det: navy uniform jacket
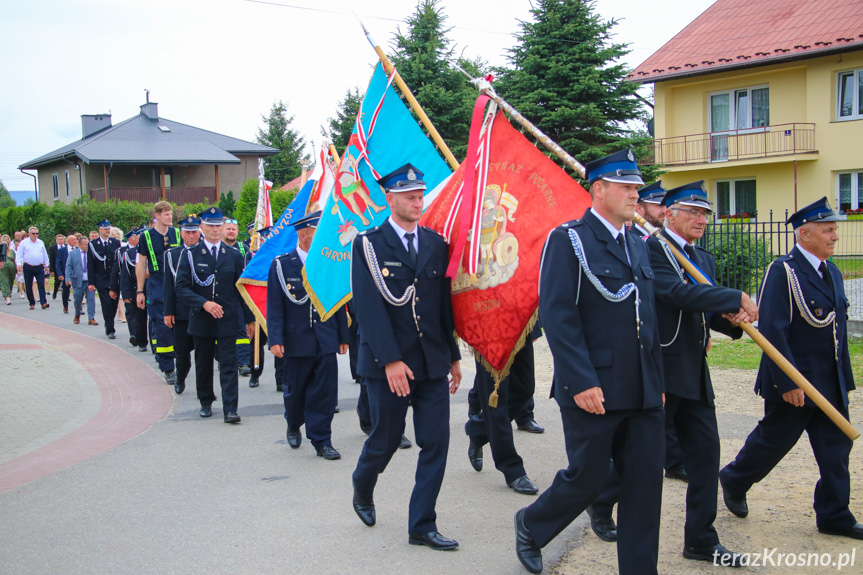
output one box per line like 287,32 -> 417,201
88,236 -> 121,289
174,242 -> 254,338
539,210 -> 664,411
647,231 -> 743,402
137,227 -> 181,281
109,245 -> 130,295
117,246 -> 137,300
755,246 -> 854,408
266,250 -> 349,357
351,221 -> 460,381
163,245 -> 193,321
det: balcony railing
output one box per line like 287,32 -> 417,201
649,123 -> 816,166
89,186 -> 218,205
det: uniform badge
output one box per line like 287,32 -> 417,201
627,150 -> 635,162
407,169 -> 416,181
815,308 -> 824,317
382,268 -> 390,277
286,283 -> 291,289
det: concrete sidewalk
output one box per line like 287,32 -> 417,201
0,298 -> 579,574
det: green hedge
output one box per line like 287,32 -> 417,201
0,187 -> 276,241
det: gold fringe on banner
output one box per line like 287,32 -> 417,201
468,308 -> 539,408
302,266 -> 352,322
236,278 -> 269,335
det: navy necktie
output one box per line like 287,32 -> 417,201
405,233 -> 418,268
819,262 -> 834,293
211,246 -> 217,261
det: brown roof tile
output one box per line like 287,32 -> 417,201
629,0 -> 863,82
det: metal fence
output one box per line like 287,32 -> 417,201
697,211 -> 863,317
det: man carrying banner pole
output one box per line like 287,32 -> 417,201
350,164 -> 462,550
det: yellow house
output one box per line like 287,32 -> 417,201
629,0 -> 863,251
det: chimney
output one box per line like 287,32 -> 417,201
81,114 -> 112,139
140,101 -> 159,120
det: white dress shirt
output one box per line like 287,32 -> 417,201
387,216 -> 419,254
296,246 -> 309,265
203,240 -> 221,261
796,244 -> 827,279
15,237 -> 49,267
590,208 -> 629,264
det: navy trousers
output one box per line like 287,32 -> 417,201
352,375 -> 450,535
523,406 -> 664,575
96,287 -> 117,336
194,335 -> 239,414
282,353 -> 338,450
145,276 -> 174,373
173,319 -> 194,386
720,399 -> 855,530
22,264 -> 47,306
126,299 -> 148,347
465,341 -> 535,483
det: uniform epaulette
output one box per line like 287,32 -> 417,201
558,219 -> 581,229
421,225 -> 443,237
359,226 -> 382,237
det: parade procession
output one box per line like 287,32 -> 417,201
2,1 -> 863,574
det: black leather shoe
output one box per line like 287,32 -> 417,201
164,370 -> 177,386
665,467 -> 689,482
199,405 -> 212,418
316,445 -> 341,460
517,420 -> 545,434
352,481 -> 375,527
224,412 -> 241,424
238,365 -> 251,377
138,345 -> 148,353
399,434 -> 412,449
129,336 -> 137,346
174,381 -> 185,395
508,475 -> 539,495
514,508 -> 543,573
468,439 -> 483,472
276,382 -> 284,392
719,474 -> 748,518
359,420 -> 372,435
107,332 -> 116,340
683,543 -> 743,567
408,531 -> 459,550
586,506 -> 617,542
249,376 -> 259,388
287,429 -> 302,449
818,522 -> 863,540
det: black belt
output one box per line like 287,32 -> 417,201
23,263 -> 45,268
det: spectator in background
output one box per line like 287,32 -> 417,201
48,233 -> 70,313
110,227 -> 126,323
88,231 -> 98,241
13,236 -> 25,298
0,234 -> 13,304
15,226 -> 50,310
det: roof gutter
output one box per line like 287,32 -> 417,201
628,43 -> 863,85
19,169 -> 38,203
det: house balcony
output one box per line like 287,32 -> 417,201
89,186 -> 218,205
647,123 -> 817,167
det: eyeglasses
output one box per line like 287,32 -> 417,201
30,231 -> 39,235
225,219 -> 238,225
672,208 -> 712,219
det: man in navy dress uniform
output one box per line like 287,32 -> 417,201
647,181 -> 755,565
163,216 -> 201,395
720,197 -> 861,540
110,228 -> 147,349
350,163 -> 462,551
222,217 -> 253,378
248,225 -> 283,390
513,149 -> 665,575
175,207 -> 255,423
267,211 -> 349,459
88,219 -> 121,339
137,201 -> 181,384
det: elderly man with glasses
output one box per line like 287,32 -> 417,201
15,227 -> 50,310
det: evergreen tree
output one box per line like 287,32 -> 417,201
0,180 -> 15,209
390,0 -> 488,161
496,0 -> 657,180
327,87 -> 362,152
256,101 -> 306,187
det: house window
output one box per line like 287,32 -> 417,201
837,171 -> 863,213
65,170 -> 71,198
709,86 -> 769,161
716,179 -> 757,218
837,69 -> 863,120
52,174 -> 59,199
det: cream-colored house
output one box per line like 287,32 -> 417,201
629,0 -> 863,231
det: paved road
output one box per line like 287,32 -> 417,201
0,295 -> 579,574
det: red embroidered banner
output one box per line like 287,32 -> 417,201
421,110 -> 591,379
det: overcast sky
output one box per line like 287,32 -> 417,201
0,0 -> 716,193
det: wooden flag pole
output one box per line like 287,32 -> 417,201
634,214 -> 859,441
359,22 -> 460,170
254,320 -> 260,370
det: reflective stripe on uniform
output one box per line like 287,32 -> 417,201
236,338 -> 250,345
156,346 -> 174,353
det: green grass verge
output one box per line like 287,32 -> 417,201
708,335 -> 863,383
